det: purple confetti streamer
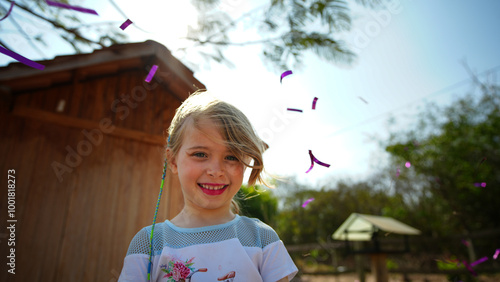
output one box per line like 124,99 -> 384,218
120,19 -> 133,30
473,182 -> 487,188
396,167 -> 400,178
287,108 -> 303,112
302,198 -> 315,208
493,249 -> 500,259
280,70 -> 292,83
306,150 -> 331,173
312,97 -> 318,109
0,1 -> 15,22
145,65 -> 158,83
46,0 -> 98,15
462,261 -> 477,276
0,45 -> 45,70
470,256 -> 488,267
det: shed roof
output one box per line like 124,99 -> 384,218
332,213 -> 421,241
0,40 -> 204,100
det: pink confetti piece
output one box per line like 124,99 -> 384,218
462,261 -> 477,276
46,0 -> 98,15
473,182 -> 487,188
280,70 -> 292,83
396,167 -> 400,178
493,249 -> 499,259
306,150 -> 331,173
312,97 -> 318,109
145,65 -> 158,83
0,45 -> 45,70
0,1 -> 15,22
120,19 -> 133,30
287,108 -> 303,112
358,96 -> 368,104
405,161 -> 411,168
470,256 -> 488,267
302,198 -> 315,208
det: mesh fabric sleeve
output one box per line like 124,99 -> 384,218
256,222 -> 298,282
118,227 -> 151,282
260,240 -> 298,282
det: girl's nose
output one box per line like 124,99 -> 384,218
207,159 -> 224,177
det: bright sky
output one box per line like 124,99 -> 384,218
1,0 -> 499,187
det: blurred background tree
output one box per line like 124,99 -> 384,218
0,0 -> 383,71
383,74 -> 500,262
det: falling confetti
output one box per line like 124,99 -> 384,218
0,45 -> 45,70
145,65 -> 158,83
461,239 -> 470,247
280,70 -> 292,83
0,1 -> 15,22
462,261 -> 477,276
287,108 -> 303,112
302,198 -> 315,208
470,256 -> 488,267
396,167 -> 400,178
312,97 -> 318,109
405,161 -> 411,168
46,0 -> 98,15
120,19 -> 133,30
493,249 -> 500,259
473,182 -> 487,188
358,96 -> 368,104
306,150 -> 330,173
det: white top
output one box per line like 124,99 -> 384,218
119,215 -> 298,282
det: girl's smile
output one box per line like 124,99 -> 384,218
197,183 -> 229,195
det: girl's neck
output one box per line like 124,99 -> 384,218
170,207 -> 236,228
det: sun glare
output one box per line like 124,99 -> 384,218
118,0 -> 199,50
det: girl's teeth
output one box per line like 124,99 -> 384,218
200,184 -> 225,190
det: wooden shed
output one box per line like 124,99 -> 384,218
0,40 -> 204,281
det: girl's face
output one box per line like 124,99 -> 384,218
169,118 -> 246,213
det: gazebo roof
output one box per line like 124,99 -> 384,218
332,213 -> 421,241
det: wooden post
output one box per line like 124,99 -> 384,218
370,253 -> 388,282
353,241 -> 366,282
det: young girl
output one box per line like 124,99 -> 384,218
119,91 -> 298,282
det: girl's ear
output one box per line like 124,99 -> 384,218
166,148 -> 178,174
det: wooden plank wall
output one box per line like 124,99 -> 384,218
0,66 -> 185,281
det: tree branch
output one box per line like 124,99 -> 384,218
180,35 -> 283,48
12,1 -> 105,48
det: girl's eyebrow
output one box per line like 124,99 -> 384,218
186,146 -> 209,150
186,145 -> 233,153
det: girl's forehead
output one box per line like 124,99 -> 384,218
181,119 -> 226,148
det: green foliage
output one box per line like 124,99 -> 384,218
237,185 -> 278,225
274,177 -> 399,244
384,83 -> 500,236
386,258 -> 398,270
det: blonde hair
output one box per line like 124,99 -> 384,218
166,90 -> 269,213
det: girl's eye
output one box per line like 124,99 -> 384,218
226,155 -> 238,161
193,152 -> 207,158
